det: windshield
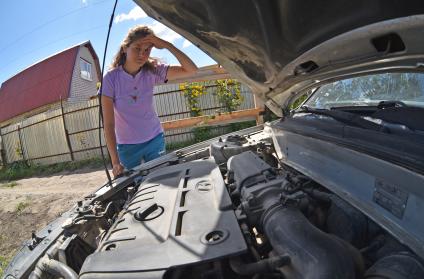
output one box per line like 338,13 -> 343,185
305,72 -> 424,109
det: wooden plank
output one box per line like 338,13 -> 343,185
161,108 -> 263,130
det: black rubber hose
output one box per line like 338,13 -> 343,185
365,253 -> 424,279
29,257 -> 78,279
230,255 -> 291,276
42,258 -> 78,279
262,205 -> 362,279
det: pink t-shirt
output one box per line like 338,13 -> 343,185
102,64 -> 169,144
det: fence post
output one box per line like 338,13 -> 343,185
253,95 -> 265,125
61,99 -> 74,161
0,128 -> 7,166
17,124 -> 29,166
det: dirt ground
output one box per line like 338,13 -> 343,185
0,166 -> 108,264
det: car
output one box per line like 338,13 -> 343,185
4,0 -> 424,278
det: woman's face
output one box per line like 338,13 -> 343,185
124,37 -> 153,67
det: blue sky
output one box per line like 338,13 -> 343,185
0,0 -> 216,85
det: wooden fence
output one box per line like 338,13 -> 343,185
0,82 -> 258,166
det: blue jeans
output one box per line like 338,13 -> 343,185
117,133 -> 165,169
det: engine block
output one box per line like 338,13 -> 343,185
79,159 -> 247,278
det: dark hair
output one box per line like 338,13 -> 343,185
110,25 -> 156,71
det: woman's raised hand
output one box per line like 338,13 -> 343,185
142,35 -> 170,50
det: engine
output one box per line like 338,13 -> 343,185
79,158 -> 247,278
22,131 -> 424,279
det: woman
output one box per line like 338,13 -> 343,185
101,25 -> 197,177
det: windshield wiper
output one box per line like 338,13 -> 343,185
377,100 -> 408,109
298,106 -> 383,131
329,100 -> 415,111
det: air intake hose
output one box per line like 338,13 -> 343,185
262,204 -> 363,279
230,151 -> 363,278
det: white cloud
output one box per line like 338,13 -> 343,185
114,6 -> 148,23
182,39 -> 192,48
81,0 -> 88,6
148,22 -> 182,44
113,9 -> 183,45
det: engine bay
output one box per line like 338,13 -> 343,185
8,125 -> 424,279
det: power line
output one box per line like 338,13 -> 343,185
2,24 -> 107,73
0,0 -> 111,54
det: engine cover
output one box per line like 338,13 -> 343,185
79,159 -> 247,278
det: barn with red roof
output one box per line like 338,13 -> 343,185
0,41 -> 101,127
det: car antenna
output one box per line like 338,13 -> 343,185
98,0 -> 118,186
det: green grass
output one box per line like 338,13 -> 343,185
0,255 -> 12,278
0,157 -> 106,183
15,201 -> 29,215
1,181 -> 19,188
0,240 -> 16,279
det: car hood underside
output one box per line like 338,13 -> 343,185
135,0 -> 424,115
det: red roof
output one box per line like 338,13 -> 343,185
0,45 -> 80,123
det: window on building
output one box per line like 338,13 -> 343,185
80,58 -> 92,81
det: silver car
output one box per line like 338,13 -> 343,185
4,0 -> 424,278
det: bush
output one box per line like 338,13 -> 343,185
180,82 -> 208,116
290,93 -> 309,110
215,79 -> 243,113
193,126 -> 213,142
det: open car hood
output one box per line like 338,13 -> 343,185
135,0 -> 424,116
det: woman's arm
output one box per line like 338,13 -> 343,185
142,35 -> 198,80
165,42 -> 198,80
101,95 -> 124,177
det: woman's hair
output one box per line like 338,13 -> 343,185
110,25 -> 156,71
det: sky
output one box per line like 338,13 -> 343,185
0,0 -> 217,85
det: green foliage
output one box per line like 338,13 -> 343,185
15,145 -> 23,159
180,82 -> 208,116
290,94 -> 309,110
96,82 -> 101,91
0,254 -> 13,278
227,120 -> 257,131
0,256 -> 6,277
193,126 -> 213,142
215,79 -> 243,113
15,201 -> 29,215
180,79 -> 244,116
